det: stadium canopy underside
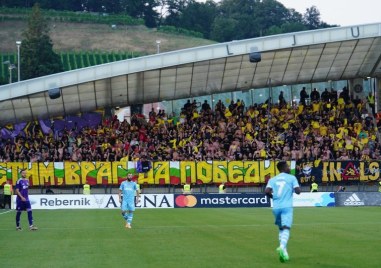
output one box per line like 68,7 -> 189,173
0,23 -> 381,125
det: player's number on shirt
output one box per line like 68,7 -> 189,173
275,181 -> 286,196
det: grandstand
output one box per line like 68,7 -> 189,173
1,23 -> 381,123
1,23 -> 381,193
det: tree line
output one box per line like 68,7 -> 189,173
1,0 -> 336,42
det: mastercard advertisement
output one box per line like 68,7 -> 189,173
174,194 -> 270,208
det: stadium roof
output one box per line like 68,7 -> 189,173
1,22 -> 381,124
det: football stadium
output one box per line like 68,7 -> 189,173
1,3 -> 381,268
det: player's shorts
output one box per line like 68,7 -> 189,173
16,200 -> 32,211
272,207 -> 293,228
121,199 -> 135,212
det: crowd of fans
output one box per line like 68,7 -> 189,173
0,86 -> 379,163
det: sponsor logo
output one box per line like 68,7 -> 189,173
200,196 -> 268,206
93,195 -> 105,208
344,193 -> 364,206
175,194 -> 270,208
40,198 -> 91,206
175,195 -> 197,207
136,195 -> 173,208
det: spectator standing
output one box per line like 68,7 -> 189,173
219,182 -> 226,193
330,88 -> 338,104
310,182 -> 318,192
2,179 -> 13,209
367,92 -> 376,116
321,88 -> 330,103
339,87 -> 350,103
300,87 -> 309,106
83,181 -> 90,195
310,88 -> 320,102
182,183 -> 192,194
183,100 -> 192,112
201,100 -> 211,113
279,91 -> 286,107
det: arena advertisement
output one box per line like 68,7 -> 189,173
11,194 -> 174,209
174,194 -> 270,208
292,192 -> 335,207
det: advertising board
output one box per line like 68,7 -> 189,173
11,194 -> 174,209
174,194 -> 270,208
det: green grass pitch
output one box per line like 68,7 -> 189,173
0,207 -> 380,268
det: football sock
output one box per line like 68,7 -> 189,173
27,211 -> 33,226
127,212 -> 134,224
16,211 -> 21,227
280,229 -> 290,249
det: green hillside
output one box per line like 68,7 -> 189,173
0,11 -> 215,85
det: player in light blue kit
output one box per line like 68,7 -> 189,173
119,173 -> 140,229
265,161 -> 301,263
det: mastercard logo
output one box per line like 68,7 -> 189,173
175,195 -> 197,207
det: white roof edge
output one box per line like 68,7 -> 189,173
0,22 -> 380,102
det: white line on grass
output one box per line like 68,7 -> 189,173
0,221 -> 379,231
136,222 -> 381,229
0,210 -> 13,215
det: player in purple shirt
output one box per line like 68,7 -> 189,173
15,169 -> 38,231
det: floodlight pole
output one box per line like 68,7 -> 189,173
3,61 -> 15,84
8,64 -> 15,84
16,41 -> 22,82
156,40 -> 161,54
9,66 -> 12,84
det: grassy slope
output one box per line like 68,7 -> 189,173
0,207 -> 380,268
0,20 -> 215,54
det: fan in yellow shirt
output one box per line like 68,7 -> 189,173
312,101 -> 320,113
353,122 -> 362,135
282,122 -> 289,130
246,108 -> 259,119
296,104 -> 304,115
270,107 -> 279,115
169,139 -> 178,149
319,124 -> 328,136
245,133 -> 253,141
225,108 -> 232,118
337,97 -> 345,110
333,139 -> 344,151
311,121 -> 320,129
192,110 -> 200,119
